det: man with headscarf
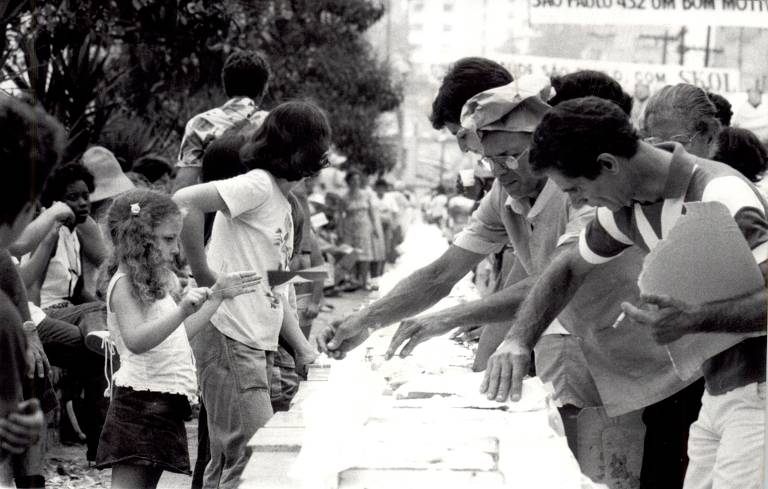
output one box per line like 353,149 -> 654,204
317,77 -> 603,450
319,73 -> 702,488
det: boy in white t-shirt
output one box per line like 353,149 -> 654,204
174,101 -> 331,489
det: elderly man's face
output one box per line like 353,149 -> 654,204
478,131 -> 545,199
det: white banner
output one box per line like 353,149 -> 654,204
483,54 -> 741,93
529,0 -> 768,27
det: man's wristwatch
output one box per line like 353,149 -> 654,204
22,320 -> 38,334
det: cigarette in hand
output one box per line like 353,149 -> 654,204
611,312 -> 626,329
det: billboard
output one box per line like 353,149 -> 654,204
529,0 -> 768,28
428,54 -> 741,93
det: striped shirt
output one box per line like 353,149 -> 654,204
176,97 -> 268,169
579,143 -> 768,395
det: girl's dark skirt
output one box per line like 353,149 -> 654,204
95,386 -> 192,475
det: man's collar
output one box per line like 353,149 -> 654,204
504,179 -> 559,219
222,96 -> 256,110
656,142 -> 697,200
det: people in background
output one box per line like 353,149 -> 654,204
132,154 -> 175,194
339,169 -> 381,291
706,91 -> 733,128
733,87 -> 768,144
711,127 -> 768,183
643,83 -> 721,158
174,50 -> 270,191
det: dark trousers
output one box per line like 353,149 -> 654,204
37,314 -> 108,461
640,378 -> 705,489
191,404 -> 209,489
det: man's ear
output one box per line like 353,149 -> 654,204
596,153 -> 620,175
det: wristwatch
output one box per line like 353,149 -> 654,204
22,320 -> 37,334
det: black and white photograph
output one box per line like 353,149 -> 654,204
0,0 -> 766,488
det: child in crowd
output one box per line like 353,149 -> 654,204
94,189 -> 261,489
174,100 -> 331,488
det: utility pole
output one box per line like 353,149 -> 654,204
737,27 -> 745,74
638,29 -> 677,64
678,26 -> 723,67
385,0 -> 392,64
678,26 -> 687,65
482,0 -> 488,56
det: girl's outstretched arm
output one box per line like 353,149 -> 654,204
110,276 -> 205,354
183,271 -> 263,339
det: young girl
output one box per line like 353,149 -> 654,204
94,189 -> 261,489
174,100 -> 330,488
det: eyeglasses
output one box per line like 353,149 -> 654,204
480,148 -> 529,173
643,132 -> 699,146
318,151 -> 331,168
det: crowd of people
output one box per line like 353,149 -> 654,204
0,49 -> 766,489
318,58 -> 768,489
0,49 -> 416,489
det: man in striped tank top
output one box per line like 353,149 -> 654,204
482,95 -> 767,489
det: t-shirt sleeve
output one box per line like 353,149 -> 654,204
213,171 -> 271,219
578,207 -> 634,264
453,184 -> 508,255
177,115 -> 214,169
557,202 -> 595,247
701,176 -> 768,263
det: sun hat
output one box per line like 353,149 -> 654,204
81,146 -> 135,202
456,74 -> 553,155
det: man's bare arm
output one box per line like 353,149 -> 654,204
482,245 -> 595,401
360,245 -> 484,329
625,260 -> 768,343
317,245 -> 485,357
385,275 -> 535,359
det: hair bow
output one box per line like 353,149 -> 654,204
130,203 -> 141,215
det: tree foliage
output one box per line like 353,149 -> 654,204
0,0 -> 402,173
244,0 -> 402,174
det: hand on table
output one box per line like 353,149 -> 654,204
622,294 -> 698,345
479,339 -> 531,402
384,314 -> 455,359
315,314 -> 370,360
450,324 -> 484,343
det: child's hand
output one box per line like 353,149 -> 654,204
179,287 -> 211,317
211,271 -> 262,300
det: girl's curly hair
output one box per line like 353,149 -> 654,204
100,189 -> 181,306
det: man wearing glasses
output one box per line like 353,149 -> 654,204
319,74 -> 700,488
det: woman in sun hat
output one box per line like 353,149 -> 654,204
81,146 -> 135,224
